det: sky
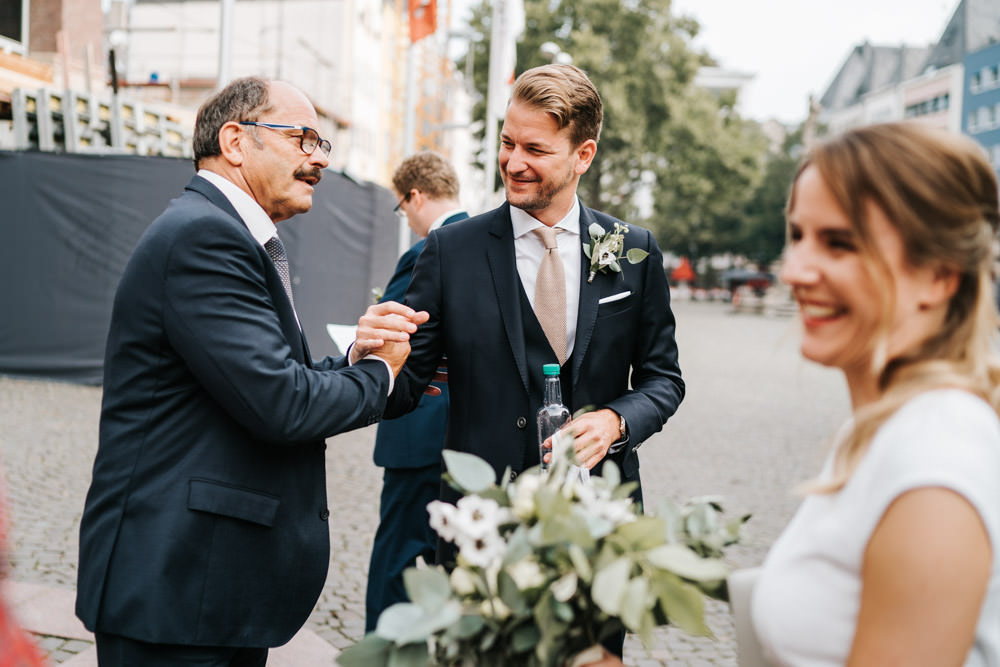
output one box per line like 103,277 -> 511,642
670,0 -> 958,124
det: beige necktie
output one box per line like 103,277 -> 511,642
533,226 -> 567,365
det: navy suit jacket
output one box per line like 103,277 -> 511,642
385,202 -> 684,492
76,175 -> 390,647
373,211 -> 469,469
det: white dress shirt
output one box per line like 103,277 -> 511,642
510,199 -> 582,358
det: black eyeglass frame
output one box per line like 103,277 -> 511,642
393,191 -> 413,214
237,121 -> 332,156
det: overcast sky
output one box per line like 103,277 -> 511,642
670,0 -> 958,123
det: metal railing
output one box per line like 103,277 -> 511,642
9,87 -> 192,157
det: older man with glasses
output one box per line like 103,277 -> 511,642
75,76 -> 427,667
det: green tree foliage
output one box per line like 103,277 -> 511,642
458,0 -> 768,260
735,127 -> 811,266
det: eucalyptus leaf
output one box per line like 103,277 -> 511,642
592,557 -> 631,615
600,460 -> 621,487
620,576 -> 650,631
337,635 -> 392,666
398,601 -> 463,644
386,641 -> 431,667
583,243 -> 593,259
374,603 -> 426,641
654,574 -> 712,637
637,604 -> 657,650
615,516 -> 668,550
568,543 -> 593,583
403,567 -> 452,613
511,622 -> 541,653
443,450 -> 497,493
498,568 -> 529,616
448,614 -> 484,639
646,544 -> 729,582
626,248 -> 650,264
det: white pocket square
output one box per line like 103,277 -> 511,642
598,291 -> 631,305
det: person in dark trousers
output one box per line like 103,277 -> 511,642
365,151 -> 469,631
75,76 -> 425,667
384,64 -> 685,657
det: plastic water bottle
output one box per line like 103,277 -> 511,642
537,364 -> 571,472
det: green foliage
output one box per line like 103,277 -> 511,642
341,449 -> 748,666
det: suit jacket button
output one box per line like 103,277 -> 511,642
516,417 -> 527,429
319,509 -> 330,521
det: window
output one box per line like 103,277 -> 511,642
970,113 -> 979,132
0,0 -> 26,53
972,72 -> 982,92
979,105 -> 994,129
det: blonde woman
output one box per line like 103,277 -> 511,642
752,123 -> 1000,665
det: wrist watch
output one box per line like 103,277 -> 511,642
618,413 -> 627,440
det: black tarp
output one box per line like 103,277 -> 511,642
0,150 -> 400,385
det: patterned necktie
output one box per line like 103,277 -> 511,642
264,235 -> 296,310
533,226 -> 567,365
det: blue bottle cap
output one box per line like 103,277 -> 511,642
542,363 -> 561,376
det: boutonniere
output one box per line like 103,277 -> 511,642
582,222 -> 649,283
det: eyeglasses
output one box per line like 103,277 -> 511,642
238,121 -> 332,156
393,192 -> 412,216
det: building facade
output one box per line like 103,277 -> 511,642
963,41 -> 1000,179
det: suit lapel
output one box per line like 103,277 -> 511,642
485,204 -> 529,393
572,206 -> 602,386
186,175 -> 310,363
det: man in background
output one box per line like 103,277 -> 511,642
365,151 -> 469,631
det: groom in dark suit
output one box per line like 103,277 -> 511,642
76,76 -> 425,666
385,64 -> 684,656
387,62 -> 683,524
365,151 -> 469,630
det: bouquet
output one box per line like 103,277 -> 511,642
340,444 -> 748,667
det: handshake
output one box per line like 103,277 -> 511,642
349,301 -> 430,379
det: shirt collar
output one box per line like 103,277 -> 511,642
510,198 -> 581,239
197,169 -> 278,246
429,208 -> 465,234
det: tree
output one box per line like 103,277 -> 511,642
459,0 -> 767,260
736,126 -> 809,267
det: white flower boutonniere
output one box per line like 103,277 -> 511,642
583,222 -> 649,283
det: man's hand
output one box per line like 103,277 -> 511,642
351,301 -> 429,364
377,340 -> 411,377
567,409 -> 621,469
569,646 -> 624,667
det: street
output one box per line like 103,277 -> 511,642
0,300 -> 850,665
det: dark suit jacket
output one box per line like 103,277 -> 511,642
385,202 -> 684,493
76,175 -> 390,648
373,211 -> 469,469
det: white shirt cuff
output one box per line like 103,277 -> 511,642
346,343 -> 395,395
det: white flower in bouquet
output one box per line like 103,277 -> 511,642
449,567 -> 478,596
507,557 -> 547,591
427,501 -> 458,542
510,472 -> 543,519
341,447 -> 750,667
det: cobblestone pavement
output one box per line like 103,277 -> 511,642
0,300 -> 850,665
